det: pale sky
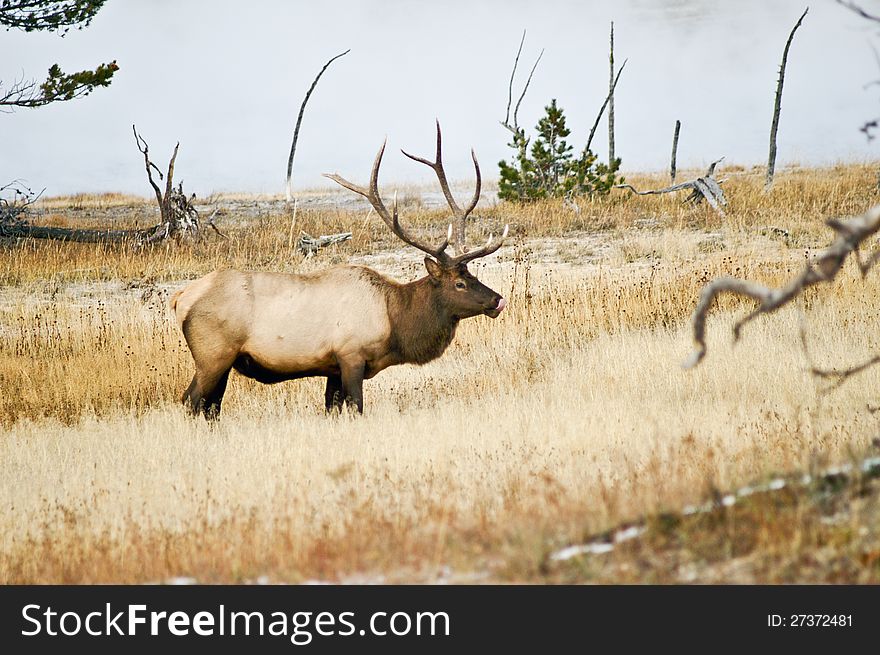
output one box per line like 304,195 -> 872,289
1,0 -> 879,197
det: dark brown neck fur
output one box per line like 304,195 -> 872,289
385,276 -> 459,365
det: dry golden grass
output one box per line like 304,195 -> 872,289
2,163 -> 880,583
36,192 -> 149,210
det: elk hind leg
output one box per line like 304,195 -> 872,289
202,368 -> 231,420
182,363 -> 233,420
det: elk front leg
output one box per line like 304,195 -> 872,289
324,374 -> 344,413
339,360 -> 365,414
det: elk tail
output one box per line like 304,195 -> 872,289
169,288 -> 185,315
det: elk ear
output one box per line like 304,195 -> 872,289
424,256 -> 443,280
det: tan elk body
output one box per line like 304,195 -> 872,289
172,123 -> 508,418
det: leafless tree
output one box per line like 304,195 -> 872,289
131,125 -> 215,242
766,7 -> 809,191
285,49 -> 350,202
0,127 -> 220,244
500,30 -> 543,148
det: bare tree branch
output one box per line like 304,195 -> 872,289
164,142 -> 180,202
685,204 -> 880,369
286,49 -> 350,202
836,0 -> 880,22
500,31 -> 543,139
812,355 -> 880,390
585,59 -> 627,153
503,30 -> 526,129
513,50 -> 543,134
132,124 -> 163,207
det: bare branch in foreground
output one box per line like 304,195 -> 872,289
684,204 -> 880,369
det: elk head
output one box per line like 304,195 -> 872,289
324,121 -> 508,319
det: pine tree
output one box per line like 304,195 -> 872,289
0,1 -> 117,109
498,99 -> 623,202
531,99 -> 572,195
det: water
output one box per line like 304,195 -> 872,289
1,0 -> 878,196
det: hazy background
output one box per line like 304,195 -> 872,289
1,0 -> 879,197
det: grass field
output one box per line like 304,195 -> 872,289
2,164 -> 880,583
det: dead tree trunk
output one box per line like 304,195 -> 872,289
1,128 -> 215,244
766,7 -> 809,191
286,49 -> 350,202
608,21 -> 616,163
132,125 -> 205,242
670,119 -> 681,183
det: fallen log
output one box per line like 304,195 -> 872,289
614,158 -> 727,215
298,231 -> 352,255
0,222 -> 170,243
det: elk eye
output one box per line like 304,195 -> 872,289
455,280 -> 467,290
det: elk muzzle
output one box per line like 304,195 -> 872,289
484,296 -> 506,319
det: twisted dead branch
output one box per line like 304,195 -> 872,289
684,203 -> 880,370
615,158 -> 727,215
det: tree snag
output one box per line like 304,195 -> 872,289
585,59 -> 627,154
0,127 -> 217,244
608,21 -> 616,164
285,49 -> 350,202
670,119 -> 681,183
766,7 -> 809,191
684,203 -> 880,372
614,157 -> 727,215
131,124 -> 207,242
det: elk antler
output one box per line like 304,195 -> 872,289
325,124 -> 508,267
324,140 -> 451,264
401,120 -> 508,267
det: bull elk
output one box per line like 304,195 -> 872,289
171,122 -> 508,419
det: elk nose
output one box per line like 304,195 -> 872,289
496,297 -> 507,312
